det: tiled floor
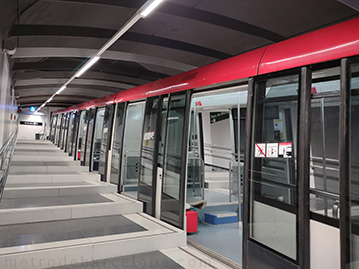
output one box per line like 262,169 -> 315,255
0,194 -> 114,209
188,222 -> 242,265
51,251 -> 184,269
0,215 -> 147,248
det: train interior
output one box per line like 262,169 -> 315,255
186,86 -> 247,264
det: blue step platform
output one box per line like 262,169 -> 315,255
204,211 -> 238,225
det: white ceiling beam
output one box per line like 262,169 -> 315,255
12,47 -> 196,73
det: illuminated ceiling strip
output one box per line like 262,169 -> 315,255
36,0 -> 164,112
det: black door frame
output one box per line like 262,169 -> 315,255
138,96 -> 164,217
243,67 -> 311,268
160,90 -> 192,229
339,56 -> 359,269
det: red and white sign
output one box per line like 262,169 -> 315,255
279,142 -> 292,158
255,143 -> 266,158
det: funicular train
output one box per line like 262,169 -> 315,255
50,18 -> 359,269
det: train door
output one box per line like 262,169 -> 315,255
80,110 -> 91,166
109,103 -> 126,188
50,115 -> 57,142
63,113 -> 72,152
309,66 -> 340,269
347,59 -> 359,269
60,113 -> 68,150
65,112 -> 74,154
138,96 -> 167,216
90,107 -> 105,171
76,111 -> 86,161
98,104 -> 115,181
245,73 -> 301,268
120,101 -> 145,197
55,114 -> 62,146
68,112 -> 79,157
84,108 -> 96,169
160,92 -> 190,228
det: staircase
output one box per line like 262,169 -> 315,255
0,140 -> 186,268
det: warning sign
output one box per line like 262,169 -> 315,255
255,143 -> 266,158
279,142 -> 292,158
266,143 -> 278,158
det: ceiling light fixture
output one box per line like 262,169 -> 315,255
56,85 -> 67,95
141,0 -> 164,17
75,56 -> 100,78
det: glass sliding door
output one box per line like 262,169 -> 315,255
138,97 -> 163,216
248,74 -> 299,264
66,112 -> 75,154
110,103 -> 126,187
69,112 -> 80,157
349,62 -> 359,269
64,112 -> 73,153
91,107 -> 105,171
121,102 -> 145,197
84,108 -> 96,169
76,111 -> 86,161
60,113 -> 68,150
56,114 -> 63,146
51,115 -> 57,142
161,92 -> 190,229
309,66 -> 340,269
98,104 -> 115,181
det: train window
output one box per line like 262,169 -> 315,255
310,67 -> 340,220
349,62 -> 359,267
250,74 -> 299,260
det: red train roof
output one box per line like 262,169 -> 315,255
55,18 -> 359,114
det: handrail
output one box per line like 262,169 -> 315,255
0,128 -> 18,201
0,130 -> 17,158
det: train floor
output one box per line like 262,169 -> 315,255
187,222 -> 242,265
0,140 -> 232,269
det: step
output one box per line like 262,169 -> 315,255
204,211 -> 238,225
6,172 -> 98,183
12,155 -> 75,162
0,213 -> 186,268
10,160 -> 81,167
0,193 -> 142,225
3,181 -> 117,198
205,180 -> 229,189
9,165 -> 88,175
205,171 -> 230,179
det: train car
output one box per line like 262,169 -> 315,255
50,18 -> 359,269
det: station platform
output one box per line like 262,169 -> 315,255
0,140 -> 231,269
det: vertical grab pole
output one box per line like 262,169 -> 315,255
320,98 -> 329,216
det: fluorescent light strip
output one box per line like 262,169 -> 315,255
75,56 -> 100,78
56,85 -> 67,95
141,0 -> 164,17
38,0 -> 165,110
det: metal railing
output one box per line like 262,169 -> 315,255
0,129 -> 18,201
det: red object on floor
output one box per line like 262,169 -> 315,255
78,152 -> 81,160
186,210 -> 198,233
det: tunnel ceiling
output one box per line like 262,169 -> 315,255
0,0 -> 358,108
